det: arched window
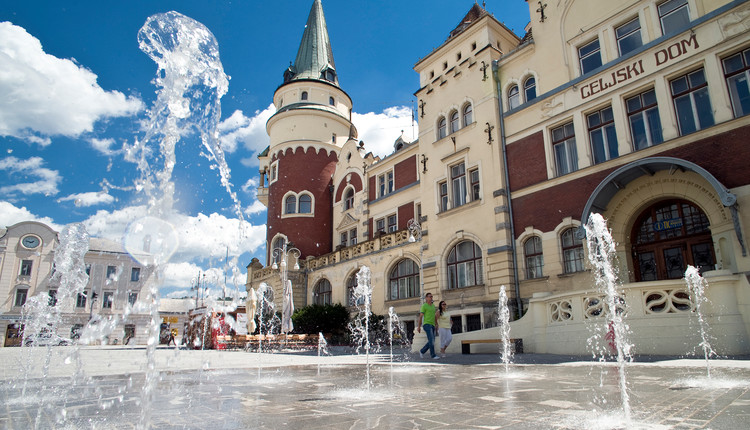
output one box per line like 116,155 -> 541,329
524,77 -> 536,101
271,236 -> 286,264
447,240 -> 483,289
632,199 -> 715,281
284,195 -> 297,214
524,236 -> 544,279
389,259 -> 420,300
329,96 -> 335,106
508,85 -> 520,109
438,117 -> 447,140
462,103 -> 473,126
301,91 -> 308,101
313,279 -> 332,305
449,110 -> 460,133
298,194 -> 312,213
344,188 -> 355,210
561,228 -> 584,273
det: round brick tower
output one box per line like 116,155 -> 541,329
264,0 -> 357,263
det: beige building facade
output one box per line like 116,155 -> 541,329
249,0 -> 750,355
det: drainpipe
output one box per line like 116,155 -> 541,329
492,60 -> 524,319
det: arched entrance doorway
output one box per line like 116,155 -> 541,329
631,199 -> 715,281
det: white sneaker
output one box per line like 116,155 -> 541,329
419,351 -> 424,358
433,355 -> 440,360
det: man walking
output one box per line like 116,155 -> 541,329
417,292 -> 439,359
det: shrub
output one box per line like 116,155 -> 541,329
292,304 -> 350,338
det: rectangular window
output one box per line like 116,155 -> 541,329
439,181 -> 448,212
587,106 -> 618,164
387,214 -> 397,233
349,228 -> 358,246
450,315 -> 463,334
451,163 -> 467,208
552,122 -> 578,176
616,18 -> 642,56
14,289 -> 28,307
48,289 -> 58,307
466,314 -> 482,332
128,292 -> 138,306
378,174 -> 386,197
375,218 -> 386,233
269,162 -> 278,184
85,264 -> 91,275
658,0 -> 690,35
723,47 -> 750,118
579,39 -> 602,75
20,260 -> 33,276
470,169 -> 480,201
626,89 -> 663,150
670,68 -> 714,135
387,171 -> 394,194
102,292 -> 113,309
131,267 -> 141,282
340,231 -> 348,246
76,292 -> 87,308
106,265 -> 118,280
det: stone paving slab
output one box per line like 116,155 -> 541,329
1,346 -> 749,429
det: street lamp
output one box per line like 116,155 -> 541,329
272,241 -> 301,335
407,218 -> 425,303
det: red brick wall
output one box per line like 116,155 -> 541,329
394,155 -> 417,189
511,124 -> 750,236
368,175 -> 376,201
334,173 -> 363,202
267,147 -> 337,258
507,131 -> 548,190
398,203 -> 415,230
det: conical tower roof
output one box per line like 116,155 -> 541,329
283,0 -> 338,86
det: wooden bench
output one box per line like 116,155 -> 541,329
461,338 -> 523,354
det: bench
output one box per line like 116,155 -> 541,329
461,338 -> 523,354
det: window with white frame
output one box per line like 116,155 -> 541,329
670,68 -> 714,135
375,218 -> 386,234
76,292 -> 87,308
508,84 -> 520,109
20,260 -> 32,276
552,122 -> 578,176
561,228 -> 584,273
587,106 -> 618,164
722,47 -> 750,118
451,163 -> 467,208
313,279 -> 332,305
348,228 -> 357,246
131,267 -> 141,282
106,265 -> 118,281
658,0 -> 690,36
269,162 -> 278,184
102,291 -> 114,309
524,236 -> 544,279
14,288 -> 28,307
616,18 -> 642,56
524,77 -> 536,101
378,171 -> 394,197
387,214 -> 397,233
439,181 -> 448,212
626,89 -> 663,150
128,292 -> 138,306
449,110 -> 460,133
470,168 -> 480,201
579,39 -> 602,75
347,273 -> 358,306
344,188 -> 354,210
285,195 -> 297,214
447,240 -> 483,289
462,103 -> 473,126
437,116 -> 447,140
389,259 -> 420,300
284,192 -> 313,215
298,194 -> 312,213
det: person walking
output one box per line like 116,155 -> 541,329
436,301 -> 453,357
417,292 -> 439,359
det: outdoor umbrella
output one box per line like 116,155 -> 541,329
282,279 -> 294,334
246,287 -> 257,333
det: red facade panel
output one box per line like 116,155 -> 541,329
394,155 -> 417,190
397,203 -> 415,230
507,131 -> 547,190
334,173 -> 363,202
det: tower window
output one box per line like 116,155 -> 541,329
301,91 -> 308,101
329,96 -> 335,106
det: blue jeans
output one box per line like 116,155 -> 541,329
420,324 -> 436,358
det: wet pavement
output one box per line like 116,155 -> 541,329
1,346 -> 749,429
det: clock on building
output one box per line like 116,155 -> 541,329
21,235 -> 40,249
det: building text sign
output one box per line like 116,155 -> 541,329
581,34 -> 700,99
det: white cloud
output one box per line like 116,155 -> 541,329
218,106 -> 275,163
0,201 -> 62,230
82,205 -> 266,263
57,191 -> 115,207
0,156 -> 61,197
352,106 -> 417,158
240,177 -> 267,216
89,138 -> 119,156
0,22 -> 143,144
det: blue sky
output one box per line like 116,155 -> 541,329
1,1 -> 530,298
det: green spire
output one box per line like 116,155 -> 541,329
284,0 -> 338,85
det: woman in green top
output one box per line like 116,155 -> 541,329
436,301 -> 452,356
